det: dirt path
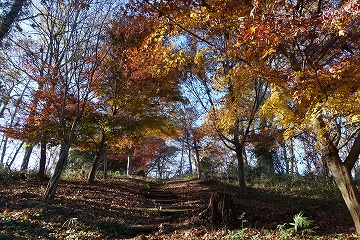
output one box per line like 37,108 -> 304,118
127,180 -> 209,236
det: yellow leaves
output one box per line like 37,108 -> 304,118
190,12 -> 197,18
350,114 -> 360,123
194,48 -> 207,77
262,48 -> 276,59
144,43 -> 187,79
260,89 -> 303,140
338,29 -> 345,36
194,48 -> 206,66
283,128 -> 295,140
261,90 -> 293,121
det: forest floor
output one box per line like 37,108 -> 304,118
0,174 -> 358,239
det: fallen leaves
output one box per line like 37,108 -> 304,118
0,177 -> 357,239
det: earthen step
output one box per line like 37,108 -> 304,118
134,207 -> 190,213
152,199 -> 177,204
144,194 -> 177,200
163,204 -> 197,210
126,224 -> 158,233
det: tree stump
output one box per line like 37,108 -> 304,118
201,191 -> 237,227
137,170 -> 146,177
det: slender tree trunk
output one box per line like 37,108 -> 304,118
234,135 -> 247,196
21,145 -> 34,171
43,142 -> 71,200
38,140 -> 47,179
193,139 -> 202,178
103,145 -> 108,179
0,137 -> 8,165
179,148 -> 184,176
87,155 -> 100,183
283,142 -> 289,175
157,158 -> 162,178
0,135 -> 5,166
188,143 -> 193,174
0,0 -> 27,43
289,139 -> 296,175
6,141 -> 24,170
87,136 -> 106,184
127,155 -> 133,176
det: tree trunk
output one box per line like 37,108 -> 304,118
127,155 -> 133,176
234,135 -> 247,196
179,148 -> 184,176
188,143 -> 193,174
21,144 -> 33,171
157,158 -> 162,178
43,142 -> 70,200
87,137 -> 106,184
0,0 -> 27,43
194,139 -> 202,178
289,139 -> 297,175
327,160 -> 360,234
321,155 -> 330,179
6,141 -> 24,170
283,141 -> 289,175
315,117 -> 360,234
38,140 -> 47,179
103,145 -> 108,179
0,137 -> 8,165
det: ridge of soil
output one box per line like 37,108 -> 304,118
0,177 -> 356,239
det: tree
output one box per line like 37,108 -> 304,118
248,0 -> 360,233
11,0 -> 117,199
0,53 -> 29,169
66,7 -> 187,183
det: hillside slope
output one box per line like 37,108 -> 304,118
0,176 -> 357,239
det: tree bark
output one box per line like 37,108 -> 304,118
87,136 -> 106,184
289,138 -> 296,175
283,141 -> 289,175
157,158 -> 162,178
103,146 -> 108,179
21,144 -> 33,171
188,144 -> 193,174
0,137 -> 8,165
234,135 -> 247,196
38,140 -> 47,179
179,147 -> 184,176
0,0 -> 27,43
201,191 -> 237,227
319,140 -> 360,234
193,138 -> 202,178
315,117 -> 360,234
6,141 -> 24,170
43,142 -> 70,200
127,153 -> 133,176
327,159 -> 360,234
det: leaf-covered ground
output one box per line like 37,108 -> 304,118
0,175 -> 358,239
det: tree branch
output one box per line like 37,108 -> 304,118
345,132 -> 360,170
